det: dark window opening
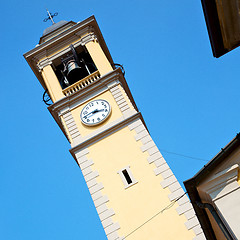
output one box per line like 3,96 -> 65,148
122,169 -> 132,184
54,48 -> 97,89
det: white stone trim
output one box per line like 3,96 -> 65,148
154,163 -> 170,176
79,31 -> 98,45
72,146 -> 122,240
161,175 -> 177,188
96,204 -> 108,214
82,166 -> 92,176
177,194 -> 189,206
192,225 -> 204,235
86,178 -> 97,188
154,158 -> 167,167
168,188 -> 185,201
105,222 -> 120,235
176,202 -> 193,215
76,155 -> 88,164
79,159 -> 94,170
117,166 -> 138,189
161,169 -> 174,179
147,152 -> 164,164
70,111 -> 141,154
168,182 -> 182,193
37,58 -> 52,69
107,231 -> 120,240
99,208 -> 115,221
102,218 -> 114,228
110,85 -> 131,114
135,129 -> 148,141
85,171 -> 99,182
128,118 -> 205,239
185,216 -> 199,230
94,196 -> 109,208
62,111 -> 81,146
141,140 -> 156,152
193,233 -> 207,240
147,146 -> 159,156
184,209 -> 197,220
92,191 -> 102,201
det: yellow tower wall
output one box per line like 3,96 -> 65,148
24,16 -> 206,240
66,77 -> 203,239
41,65 -> 65,102
71,84 -> 134,138
86,125 -> 195,240
85,40 -> 113,76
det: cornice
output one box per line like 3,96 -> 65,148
79,31 -> 98,45
198,164 -> 240,202
24,16 -> 96,59
48,68 -> 122,113
69,111 -> 142,159
37,58 -> 52,70
24,15 -> 114,90
47,69 -> 124,143
37,31 -> 98,71
48,68 -> 146,142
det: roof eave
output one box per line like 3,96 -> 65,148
23,15 -> 114,90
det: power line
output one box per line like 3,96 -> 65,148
159,148 -> 208,162
122,192 -> 187,239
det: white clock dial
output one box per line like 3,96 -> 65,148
80,99 -> 111,126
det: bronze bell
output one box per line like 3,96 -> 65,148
66,60 -> 85,84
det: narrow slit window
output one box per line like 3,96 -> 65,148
122,169 -> 132,184
118,166 -> 138,189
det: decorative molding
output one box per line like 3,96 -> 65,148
37,58 -> 53,70
80,31 -> 98,45
70,111 -> 141,156
24,16 -> 97,59
73,147 -> 123,240
62,111 -> 81,146
36,35 -> 80,69
198,164 -> 240,202
46,35 -> 78,57
49,69 -> 122,113
31,28 -> 98,73
110,85 -> 131,115
193,232 -> 207,240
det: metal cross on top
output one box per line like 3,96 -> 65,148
43,9 -> 58,24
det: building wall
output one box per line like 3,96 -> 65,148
86,124 -> 195,240
26,17 -> 206,240
66,79 -> 204,239
198,147 -> 240,239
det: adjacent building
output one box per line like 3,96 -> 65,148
184,134 -> 240,240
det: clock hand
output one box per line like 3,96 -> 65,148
91,109 -> 105,114
83,110 -> 97,119
95,109 -> 104,112
83,109 -> 105,119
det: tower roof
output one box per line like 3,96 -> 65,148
24,16 -> 114,90
39,20 -> 77,44
42,20 -> 69,36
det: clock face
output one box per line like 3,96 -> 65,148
80,99 -> 111,126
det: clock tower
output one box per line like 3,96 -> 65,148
24,16 -> 205,240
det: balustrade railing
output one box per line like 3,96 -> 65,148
62,71 -> 101,96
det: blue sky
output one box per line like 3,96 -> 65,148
1,0 -> 240,239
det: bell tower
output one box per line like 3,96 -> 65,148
24,16 -> 206,240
